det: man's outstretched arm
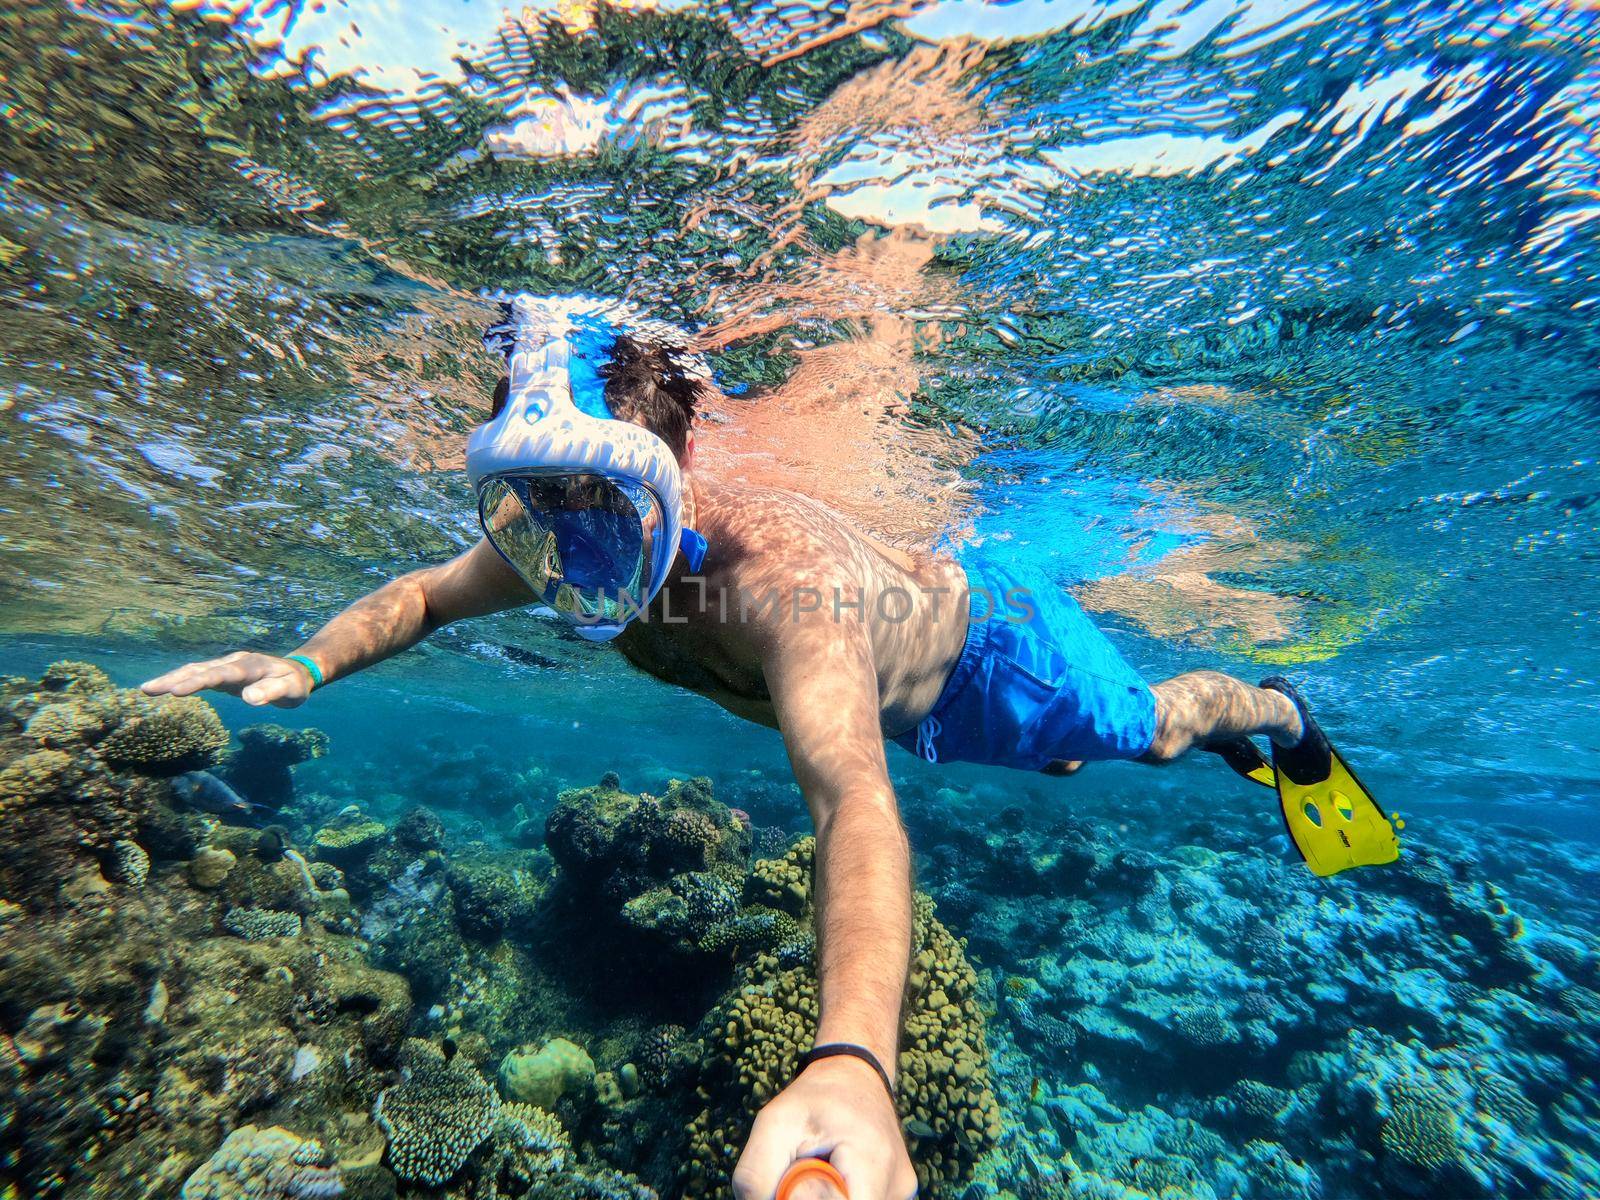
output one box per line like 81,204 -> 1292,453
141,538 -> 534,707
733,616 -> 917,1200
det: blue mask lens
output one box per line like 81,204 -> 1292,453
542,503 -> 643,589
477,472 -> 660,625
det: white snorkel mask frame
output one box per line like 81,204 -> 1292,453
466,293 -> 708,641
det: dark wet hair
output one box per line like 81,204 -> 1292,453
487,334 -> 701,461
598,334 -> 700,462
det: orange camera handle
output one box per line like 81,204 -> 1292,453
776,1158 -> 848,1200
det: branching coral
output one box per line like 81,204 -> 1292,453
1171,1005 -> 1239,1049
470,1102 -> 655,1200
0,668 -> 187,905
546,774 -> 745,904
0,748 -> 80,805
25,700 -> 116,748
108,839 -> 150,888
375,1038 -> 501,1186
640,1024 -> 686,1089
544,774 -> 750,959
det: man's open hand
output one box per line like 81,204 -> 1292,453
732,1056 -> 916,1200
141,651 -> 314,708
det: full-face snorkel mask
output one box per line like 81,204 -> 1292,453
466,294 -> 709,641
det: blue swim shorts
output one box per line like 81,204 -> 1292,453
893,550 -> 1157,770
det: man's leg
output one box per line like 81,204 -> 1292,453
1143,670 -> 1304,763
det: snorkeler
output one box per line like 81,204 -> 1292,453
142,294 -> 1398,1200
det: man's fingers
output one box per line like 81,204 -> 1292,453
832,1143 -> 909,1200
241,672 -> 295,707
731,1115 -> 804,1200
142,655 -> 262,698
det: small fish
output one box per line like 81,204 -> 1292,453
172,772 -> 260,819
904,1118 -> 936,1140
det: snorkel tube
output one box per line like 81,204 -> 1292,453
466,293 -> 707,640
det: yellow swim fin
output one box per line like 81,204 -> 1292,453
1261,677 -> 1401,877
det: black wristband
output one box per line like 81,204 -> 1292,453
797,1042 -> 897,1103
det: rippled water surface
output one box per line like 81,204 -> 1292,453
3,0 -> 1600,1196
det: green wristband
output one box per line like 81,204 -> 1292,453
285,654 -> 325,690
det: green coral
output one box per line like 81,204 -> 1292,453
376,1038 -> 501,1186
99,697 -> 229,775
498,1037 -> 596,1111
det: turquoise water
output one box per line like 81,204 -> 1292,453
3,0 -> 1600,1197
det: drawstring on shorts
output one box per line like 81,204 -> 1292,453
914,714 -> 942,764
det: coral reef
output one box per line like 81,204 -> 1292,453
910,778 -> 1600,1200
545,775 -> 746,907
681,841 -> 1002,1197
463,1101 -> 655,1200
0,667 -> 410,1198
6,661 -> 1596,1200
219,723 -> 330,810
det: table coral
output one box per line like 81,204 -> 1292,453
311,810 -> 389,868
100,697 -> 229,776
